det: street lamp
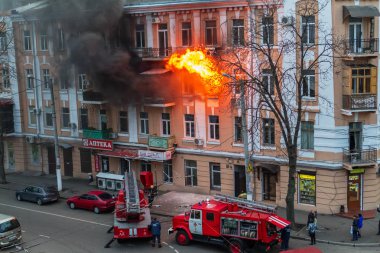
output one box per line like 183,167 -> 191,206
223,73 -> 254,201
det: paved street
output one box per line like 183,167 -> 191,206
0,186 -> 379,253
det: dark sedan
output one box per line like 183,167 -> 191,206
16,185 -> 60,205
66,190 -> 115,214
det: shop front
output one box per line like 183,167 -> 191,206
347,168 -> 364,212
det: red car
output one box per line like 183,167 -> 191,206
66,190 -> 115,214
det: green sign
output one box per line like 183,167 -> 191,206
350,168 -> 365,174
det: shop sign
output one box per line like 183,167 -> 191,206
82,138 -> 113,151
138,150 -> 172,161
350,168 -> 365,174
299,173 -> 316,205
94,155 -> 100,172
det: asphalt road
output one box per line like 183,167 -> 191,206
0,187 -> 379,253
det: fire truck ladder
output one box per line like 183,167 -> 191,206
125,171 -> 141,213
214,193 -> 277,214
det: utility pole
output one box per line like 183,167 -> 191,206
240,80 -> 253,201
49,79 -> 62,191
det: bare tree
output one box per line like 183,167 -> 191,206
219,0 -> 340,224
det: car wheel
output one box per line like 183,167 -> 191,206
16,194 -> 22,201
37,199 -> 43,206
228,238 -> 246,253
175,230 -> 190,246
69,202 -> 76,209
94,207 -> 100,214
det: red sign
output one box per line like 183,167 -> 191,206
82,138 -> 113,151
94,155 -> 100,172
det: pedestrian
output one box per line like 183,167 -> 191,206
307,210 -> 315,227
377,205 -> 380,235
308,221 -> 317,245
357,213 -> 363,238
150,217 -> 161,248
280,225 -> 291,250
352,215 -> 359,241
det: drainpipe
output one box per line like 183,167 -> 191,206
31,21 -> 41,137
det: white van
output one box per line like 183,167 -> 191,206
0,214 -> 22,248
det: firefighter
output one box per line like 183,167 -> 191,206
150,217 -> 161,248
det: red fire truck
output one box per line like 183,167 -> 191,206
168,193 -> 291,253
105,171 -> 155,248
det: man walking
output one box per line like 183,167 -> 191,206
308,221 -> 317,245
307,210 -> 315,227
352,215 -> 359,241
357,213 -> 363,238
150,217 -> 162,248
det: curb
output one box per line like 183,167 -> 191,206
290,235 -> 380,247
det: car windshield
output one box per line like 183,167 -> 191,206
98,192 -> 113,200
0,219 -> 20,233
45,186 -> 58,193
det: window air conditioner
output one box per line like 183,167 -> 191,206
194,138 -> 204,146
152,17 -> 161,23
281,16 -> 295,26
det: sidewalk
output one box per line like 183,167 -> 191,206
2,171 -> 380,247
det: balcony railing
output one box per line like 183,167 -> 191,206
148,135 -> 176,150
342,94 -> 377,111
132,47 -> 173,58
343,147 -> 377,165
344,38 -> 379,55
83,129 -> 110,139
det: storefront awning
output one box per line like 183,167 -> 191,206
98,149 -> 138,159
266,215 -> 291,229
343,6 -> 380,19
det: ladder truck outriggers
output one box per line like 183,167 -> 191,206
168,193 -> 291,253
105,171 -> 154,248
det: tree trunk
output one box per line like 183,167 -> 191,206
0,132 -> 6,184
285,147 -> 297,225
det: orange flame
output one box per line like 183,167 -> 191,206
166,49 -> 223,94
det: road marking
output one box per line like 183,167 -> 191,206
39,235 -> 50,239
162,241 -> 179,253
0,203 -> 110,227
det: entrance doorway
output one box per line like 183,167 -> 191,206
347,174 -> 362,211
47,146 -> 56,175
234,165 -> 246,197
63,148 -> 73,177
262,171 -> 276,201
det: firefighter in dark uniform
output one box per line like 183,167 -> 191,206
150,217 -> 161,248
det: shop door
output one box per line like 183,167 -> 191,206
263,172 -> 276,201
189,209 -> 203,235
348,174 -> 361,211
234,165 -> 246,197
47,146 -> 56,175
63,148 -> 73,177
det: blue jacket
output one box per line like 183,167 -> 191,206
150,220 -> 161,236
358,216 -> 363,229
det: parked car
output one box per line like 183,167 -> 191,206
0,214 -> 22,249
66,190 -> 115,214
16,185 -> 59,205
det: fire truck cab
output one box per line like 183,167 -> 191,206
169,194 -> 290,253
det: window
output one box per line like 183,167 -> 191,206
1,66 -> 9,89
61,107 -> 70,128
205,20 -> 217,46
24,30 -> 31,50
182,22 -> 192,46
206,212 -> 214,221
79,108 -> 88,129
60,77 -> 68,90
232,19 -> 244,46
263,118 -> 275,145
0,32 -> 7,51
162,113 -> 170,136
185,160 -> 197,186
58,28 -> 65,50
26,69 -> 34,89
301,16 -> 315,45
119,111 -> 128,133
301,121 -> 314,150
40,29 -> 48,50
99,109 -> 107,130
31,144 -> 40,165
262,17 -> 274,45
209,115 -> 219,140
42,69 -> 50,89
263,69 -> 274,95
80,149 -> 92,173
298,173 -> 316,205
141,161 -> 151,172
302,70 -> 315,98
45,107 -> 53,127
234,116 -> 242,142
351,68 -> 372,94
140,112 -> 149,134
135,24 -> 145,48
185,114 -> 195,138
210,163 -> 221,190
163,161 -> 173,183
28,106 -> 36,126
78,74 -> 89,90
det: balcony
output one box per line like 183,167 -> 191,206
344,38 -> 379,56
82,90 -> 107,104
132,48 -> 173,59
342,94 -> 377,111
343,147 -> 377,166
83,129 -> 111,140
148,135 -> 176,150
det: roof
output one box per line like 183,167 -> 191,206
126,0 -> 242,6
191,199 -> 228,212
0,213 -> 16,222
